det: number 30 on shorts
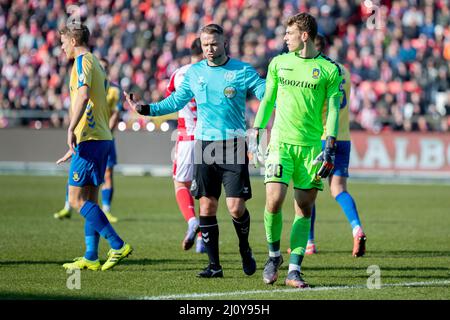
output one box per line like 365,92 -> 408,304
266,163 -> 283,179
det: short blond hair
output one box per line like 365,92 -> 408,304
200,24 -> 224,36
59,24 -> 90,46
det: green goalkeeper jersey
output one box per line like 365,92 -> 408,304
254,51 -> 343,146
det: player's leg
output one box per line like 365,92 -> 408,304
54,183 -> 72,219
64,141 -> 131,271
63,185 -> 101,271
191,140 -> 223,277
330,175 -> 367,257
101,140 -> 118,223
263,182 -> 288,284
290,202 -> 316,255
101,168 -> 113,213
173,140 -> 201,251
83,185 -> 132,271
175,179 -> 198,249
195,233 -> 205,253
287,203 -> 316,255
197,196 -> 222,277
306,204 -> 317,254
226,197 -> 256,276
222,138 -> 255,275
262,142 -> 293,285
330,140 -> 366,257
284,143 -> 323,288
286,188 -> 317,288
65,184 -> 128,270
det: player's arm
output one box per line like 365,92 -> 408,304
56,149 -> 72,164
252,57 -> 277,149
325,96 -> 339,139
57,101 -> 75,163
245,65 -> 266,101
249,59 -> 277,165
325,66 -> 343,140
67,85 -> 90,153
124,72 -> 193,117
315,67 -> 343,178
109,108 -> 119,132
252,59 -> 277,130
67,55 -> 93,155
108,89 -> 120,132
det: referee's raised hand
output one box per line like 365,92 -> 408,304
123,91 -> 150,116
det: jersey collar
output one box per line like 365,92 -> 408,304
75,52 -> 88,59
295,51 -> 321,59
206,56 -> 230,68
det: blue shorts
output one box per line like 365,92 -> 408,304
69,140 -> 113,187
106,139 -> 117,169
321,140 -> 351,178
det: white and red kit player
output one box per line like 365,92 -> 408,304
165,38 -> 205,253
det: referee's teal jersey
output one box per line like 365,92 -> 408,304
149,58 -> 266,141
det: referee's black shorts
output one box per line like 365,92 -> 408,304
191,137 -> 252,201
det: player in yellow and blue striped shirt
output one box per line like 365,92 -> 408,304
307,34 -> 367,257
56,24 -> 131,271
53,59 -> 120,224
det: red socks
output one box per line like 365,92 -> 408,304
175,187 -> 196,222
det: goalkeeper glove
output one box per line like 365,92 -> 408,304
313,136 -> 336,179
248,128 -> 265,168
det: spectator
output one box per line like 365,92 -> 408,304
0,0 -> 448,133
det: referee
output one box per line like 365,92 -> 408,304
125,24 -> 266,278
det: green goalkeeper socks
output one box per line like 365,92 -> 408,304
264,209 -> 282,255
289,215 -> 311,268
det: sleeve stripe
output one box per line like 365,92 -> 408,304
76,55 -> 84,87
320,54 -> 342,76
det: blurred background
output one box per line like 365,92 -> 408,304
0,0 -> 450,180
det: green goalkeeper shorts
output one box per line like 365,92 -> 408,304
264,141 -> 324,190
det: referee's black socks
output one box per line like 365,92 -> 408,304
199,215 -> 221,269
232,209 -> 251,252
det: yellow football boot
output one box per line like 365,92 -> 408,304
63,257 -> 101,271
54,208 -> 72,220
101,243 -> 133,271
104,211 -> 118,223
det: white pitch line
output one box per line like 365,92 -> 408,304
139,280 -> 450,300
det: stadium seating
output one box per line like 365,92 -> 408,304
0,0 -> 449,132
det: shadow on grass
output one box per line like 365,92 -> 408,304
0,291 -> 104,300
0,260 -> 72,266
311,274 -> 450,280
312,250 -> 450,257
0,258 -> 194,267
303,266 -> 450,272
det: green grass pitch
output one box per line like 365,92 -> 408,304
0,175 -> 449,300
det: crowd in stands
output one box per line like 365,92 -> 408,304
1,0 -> 449,133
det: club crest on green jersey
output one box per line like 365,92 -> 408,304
312,68 -> 320,79
223,86 -> 237,98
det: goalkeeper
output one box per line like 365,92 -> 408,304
252,13 -> 342,288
